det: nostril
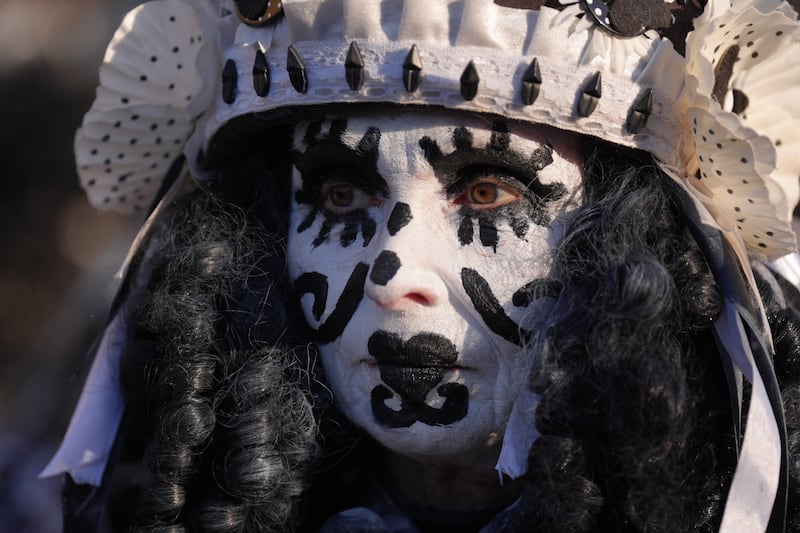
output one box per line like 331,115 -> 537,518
406,292 -> 433,306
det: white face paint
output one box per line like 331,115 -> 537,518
287,110 -> 583,461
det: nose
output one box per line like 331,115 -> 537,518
364,250 -> 448,310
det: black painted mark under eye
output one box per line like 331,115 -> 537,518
368,330 -> 469,428
294,263 -> 369,344
387,202 -> 412,236
419,122 -> 565,253
370,250 -> 401,286
294,121 -> 385,247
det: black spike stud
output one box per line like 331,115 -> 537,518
460,61 -> 479,101
521,57 -> 542,106
222,59 -> 238,104
577,71 -> 602,117
627,88 -> 653,134
253,46 -> 270,97
287,45 -> 308,93
345,41 -> 365,91
402,44 -> 423,92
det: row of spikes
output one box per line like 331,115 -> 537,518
220,41 -> 654,134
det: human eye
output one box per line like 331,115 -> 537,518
449,167 -> 525,210
320,179 -> 381,214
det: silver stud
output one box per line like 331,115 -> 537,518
287,45 -> 307,93
222,59 -> 238,104
402,44 -> 423,92
627,88 -> 653,134
578,71 -> 602,117
521,58 -> 542,106
252,44 -> 270,97
345,41 -> 365,91
460,61 -> 479,101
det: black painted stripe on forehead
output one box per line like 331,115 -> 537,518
329,117 -> 348,140
489,122 -> 510,152
357,126 -> 381,162
453,126 -> 473,151
418,137 -> 443,166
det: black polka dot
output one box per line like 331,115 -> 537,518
168,83 -> 175,90
699,155 -> 704,161
150,56 -> 157,62
767,231 -> 774,237
708,129 -> 715,135
758,243 -> 767,248
169,15 -> 176,21
131,114 -> 139,121
727,188 -> 734,194
118,175 -> 127,183
776,139 -> 782,146
103,197 -> 110,204
144,152 -> 151,158
747,198 -> 754,204
140,75 -> 148,82
172,46 -> 179,53
150,124 -> 158,131
716,142 -> 722,149
111,186 -> 118,192
742,179 -> 749,184
130,138 -> 137,145
746,41 -> 754,47
777,30 -> 784,36
151,163 -> 158,169
90,148 -> 98,155
163,153 -> 171,159
734,206 -> 741,212
741,157 -> 748,164
167,118 -> 175,126
117,153 -> 124,159
173,139 -> 181,145
155,137 -> 162,144
190,37 -> 195,44
102,134 -> 110,142
716,170 -> 722,176
88,179 -> 96,186
752,51 -> 759,59
709,157 -> 714,163
197,36 -> 202,42
121,97 -> 129,104
144,177 -> 151,183
119,196 -> 126,203
114,121 -> 121,128
177,64 -> 183,69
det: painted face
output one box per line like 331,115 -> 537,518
287,110 -> 582,459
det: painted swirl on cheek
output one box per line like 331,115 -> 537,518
368,331 -> 469,428
294,262 -> 369,344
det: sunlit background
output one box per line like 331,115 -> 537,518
0,1 -> 143,531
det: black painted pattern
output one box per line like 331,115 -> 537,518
368,331 -> 469,428
418,122 -> 566,253
370,250 -> 401,286
386,202 -> 412,236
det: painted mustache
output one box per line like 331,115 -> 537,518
367,331 -> 458,367
368,330 -> 468,428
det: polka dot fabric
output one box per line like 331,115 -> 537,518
75,0 -> 214,214
685,3 -> 800,260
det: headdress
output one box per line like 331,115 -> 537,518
45,1 -> 800,530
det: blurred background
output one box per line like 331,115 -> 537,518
0,1 -> 144,530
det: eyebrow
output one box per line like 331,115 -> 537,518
416,123 -> 561,200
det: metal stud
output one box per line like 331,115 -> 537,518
521,57 -> 542,106
345,41 -> 365,91
627,88 -> 653,134
402,44 -> 423,92
252,45 -> 270,97
460,61 -> 479,101
222,59 -> 238,104
577,71 -> 602,117
287,45 -> 308,93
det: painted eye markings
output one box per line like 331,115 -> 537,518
294,120 -> 387,247
418,122 -> 567,252
461,267 -> 530,347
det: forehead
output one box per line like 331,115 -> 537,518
292,110 -> 583,165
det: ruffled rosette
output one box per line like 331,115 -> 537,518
683,0 -> 800,260
74,0 -> 220,214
